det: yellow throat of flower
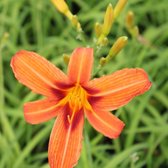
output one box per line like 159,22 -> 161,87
58,84 -> 92,124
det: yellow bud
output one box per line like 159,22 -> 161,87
114,0 -> 128,18
95,22 -> 102,38
126,11 -> 134,29
107,36 -> 128,61
52,0 -> 82,32
125,11 -> 139,38
51,0 -> 73,20
99,57 -> 107,67
102,4 -> 114,36
101,37 -> 109,46
132,26 -> 139,37
63,54 -> 70,65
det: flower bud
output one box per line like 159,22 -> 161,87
132,26 -> 139,37
51,0 -> 73,19
107,36 -> 128,61
95,22 -> 102,38
51,0 -> 82,32
114,0 -> 128,18
102,4 -> 114,36
99,57 -> 107,67
126,11 -> 134,29
63,54 -> 70,65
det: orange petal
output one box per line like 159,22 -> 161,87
48,106 -> 84,168
24,98 -> 62,124
87,68 -> 151,111
11,50 -> 69,98
85,108 -> 125,139
68,48 -> 93,84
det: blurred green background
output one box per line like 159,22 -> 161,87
0,0 -> 168,168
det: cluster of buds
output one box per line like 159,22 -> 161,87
126,11 -> 153,47
51,0 -> 129,68
95,0 -> 128,67
95,0 -> 128,46
99,36 -> 128,67
95,4 -> 114,46
125,11 -> 139,38
51,0 -> 82,32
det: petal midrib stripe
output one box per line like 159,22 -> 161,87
76,51 -> 85,84
60,124 -> 72,168
25,104 -> 59,115
93,111 -> 119,132
93,80 -> 148,96
19,58 -> 58,89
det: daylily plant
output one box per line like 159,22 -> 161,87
11,47 -> 151,168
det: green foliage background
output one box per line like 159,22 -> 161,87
0,0 -> 168,168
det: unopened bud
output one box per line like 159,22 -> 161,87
126,11 -> 134,29
51,0 -> 83,32
63,54 -> 70,65
51,0 -> 73,19
114,0 -> 128,18
101,37 -> 109,46
132,26 -> 139,37
107,36 -> 128,61
102,4 -> 114,36
99,57 -> 107,67
125,11 -> 139,38
95,22 -> 102,38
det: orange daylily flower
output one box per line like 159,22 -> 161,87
11,48 -> 151,168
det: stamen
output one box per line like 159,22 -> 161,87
67,115 -> 71,123
67,103 -> 77,124
58,84 -> 93,124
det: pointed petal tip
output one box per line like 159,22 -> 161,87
11,49 -> 27,61
103,119 -> 125,139
10,50 -> 27,71
135,68 -> 152,93
85,108 -> 125,139
10,51 -> 25,84
109,121 -> 125,139
10,49 -> 69,98
10,50 -> 35,76
87,68 -> 152,111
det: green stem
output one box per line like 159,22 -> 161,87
93,65 -> 102,77
0,34 -> 21,156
